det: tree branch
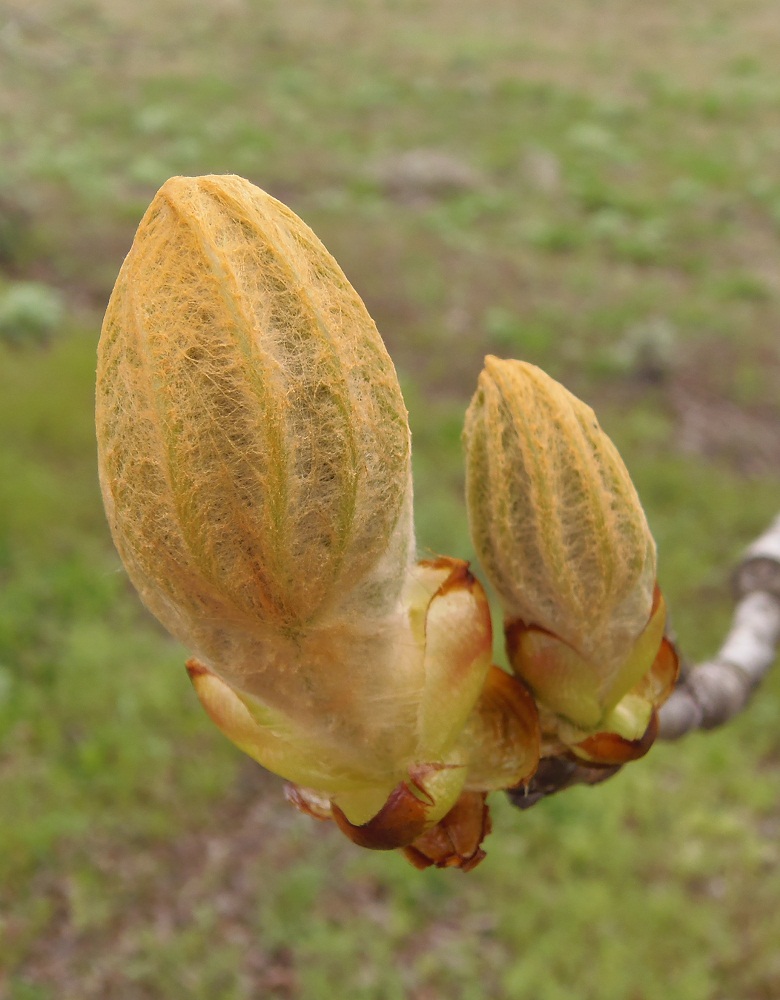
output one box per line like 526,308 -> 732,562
658,513 -> 780,739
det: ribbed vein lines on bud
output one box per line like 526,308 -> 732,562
462,356 -> 676,760
463,357 -> 656,676
99,176 -> 412,637
97,175 -> 415,729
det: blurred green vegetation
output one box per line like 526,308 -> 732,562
1,0 -> 779,997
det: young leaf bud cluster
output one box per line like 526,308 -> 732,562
97,175 -> 675,870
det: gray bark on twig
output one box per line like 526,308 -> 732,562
658,513 -> 780,739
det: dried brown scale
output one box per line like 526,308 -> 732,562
402,792 -> 492,871
506,757 -> 622,810
575,710 -> 659,765
331,782 -> 430,851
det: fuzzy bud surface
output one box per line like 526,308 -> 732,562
463,357 -> 677,757
97,177 -> 539,866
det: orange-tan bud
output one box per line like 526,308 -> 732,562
463,358 -> 677,758
97,174 -> 414,705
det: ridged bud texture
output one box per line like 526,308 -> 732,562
463,357 -> 656,671
97,181 -> 547,865
96,175 -> 413,718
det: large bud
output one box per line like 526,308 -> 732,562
97,175 -> 415,725
463,358 -> 677,763
97,177 -> 538,867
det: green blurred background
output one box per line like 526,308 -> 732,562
1,1 -> 779,997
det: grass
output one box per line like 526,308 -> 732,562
1,0 -> 780,997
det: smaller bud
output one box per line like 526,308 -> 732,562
463,358 -> 678,761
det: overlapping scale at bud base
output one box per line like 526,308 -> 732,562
187,556 -> 540,870
97,175 -> 541,870
463,357 -> 678,766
